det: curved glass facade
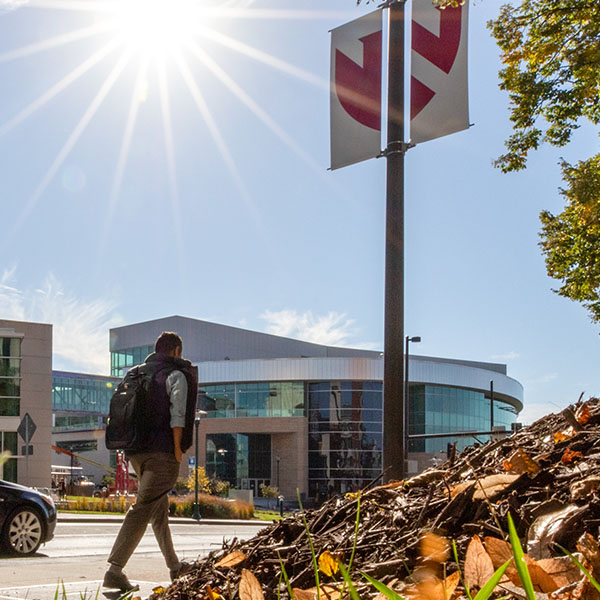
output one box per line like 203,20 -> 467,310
408,384 -> 518,454
201,382 -> 305,418
308,381 -> 383,500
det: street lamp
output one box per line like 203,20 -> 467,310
276,455 -> 280,489
217,448 -> 228,480
192,408 -> 207,521
404,336 -> 421,466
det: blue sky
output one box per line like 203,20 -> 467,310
0,0 -> 597,424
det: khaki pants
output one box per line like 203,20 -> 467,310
108,452 -> 180,570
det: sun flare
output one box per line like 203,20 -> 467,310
107,0 -> 202,58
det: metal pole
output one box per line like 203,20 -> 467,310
404,336 -> 409,462
276,455 -> 280,489
193,418 -> 201,520
383,0 -> 406,482
490,380 -> 494,430
25,419 -> 29,486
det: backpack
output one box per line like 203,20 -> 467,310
105,365 -> 150,451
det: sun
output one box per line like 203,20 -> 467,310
106,0 -> 203,59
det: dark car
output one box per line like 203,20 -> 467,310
0,479 -> 57,555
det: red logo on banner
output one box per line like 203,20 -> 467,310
411,5 -> 462,119
335,30 -> 382,131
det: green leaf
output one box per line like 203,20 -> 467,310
338,562 -> 360,600
507,513 -> 536,600
362,572 -> 406,600
473,559 -> 512,600
556,543 -> 600,594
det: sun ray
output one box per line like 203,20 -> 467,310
94,58 -> 149,273
200,8 -> 359,21
186,41 -> 325,177
6,51 -> 132,247
23,0 -> 107,11
198,26 -> 328,90
0,39 -> 120,137
157,56 -> 189,299
0,23 -> 112,64
175,53 -> 265,233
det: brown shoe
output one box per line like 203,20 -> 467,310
170,561 -> 194,581
103,570 -> 139,592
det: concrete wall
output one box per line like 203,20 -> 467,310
191,416 -> 308,499
0,319 -> 52,488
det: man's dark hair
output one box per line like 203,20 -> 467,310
155,331 -> 183,355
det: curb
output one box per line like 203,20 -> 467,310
57,513 -> 267,526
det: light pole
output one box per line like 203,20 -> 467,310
217,448 -> 228,480
404,336 -> 421,466
276,455 -> 280,489
192,409 -> 207,521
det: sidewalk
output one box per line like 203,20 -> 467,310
57,512 -> 265,526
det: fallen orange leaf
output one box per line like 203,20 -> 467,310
239,569 -> 264,600
215,550 -> 247,569
562,448 -> 584,464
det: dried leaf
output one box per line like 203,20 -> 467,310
239,569 -> 264,600
503,448 -> 541,475
538,555 -> 584,588
473,473 -> 520,500
554,429 -> 576,443
464,535 -> 495,589
151,588 -> 166,595
449,481 -> 474,498
297,586 -> 341,600
571,476 -> 600,501
528,505 -> 588,559
484,536 -> 559,593
562,449 -> 584,464
206,585 -> 223,600
404,572 -> 460,600
420,532 -> 450,563
576,405 -> 591,425
215,550 -> 247,569
319,550 -> 342,576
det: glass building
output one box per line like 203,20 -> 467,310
1,335 -> 20,481
109,316 -> 524,503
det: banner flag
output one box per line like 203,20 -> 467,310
410,0 -> 469,144
330,10 -> 383,170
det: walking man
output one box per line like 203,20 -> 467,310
103,331 -> 198,591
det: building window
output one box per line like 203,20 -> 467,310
1,431 -> 18,482
408,384 -> 517,453
0,337 -> 20,417
308,381 -> 383,502
110,346 -> 154,376
201,382 -> 305,418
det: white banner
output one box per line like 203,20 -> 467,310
410,0 -> 469,144
330,10 -> 383,171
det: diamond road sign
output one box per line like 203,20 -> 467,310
17,412 -> 36,444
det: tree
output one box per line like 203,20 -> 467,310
488,1 -> 600,321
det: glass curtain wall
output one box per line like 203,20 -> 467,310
52,373 -> 119,432
308,381 -> 383,502
201,382 -> 305,418
206,433 -> 271,492
110,345 -> 154,376
0,337 -> 20,417
408,384 -> 518,454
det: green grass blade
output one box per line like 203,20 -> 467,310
473,558 -> 512,600
348,493 -> 361,573
297,489 -> 320,600
452,539 -> 473,600
556,543 -> 600,594
338,562 -> 360,600
54,581 -> 60,600
278,551 -> 295,600
61,580 -> 67,600
362,572 -> 406,600
507,513 -> 536,600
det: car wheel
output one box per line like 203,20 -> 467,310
2,507 -> 44,556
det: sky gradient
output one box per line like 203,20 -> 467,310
0,0 -> 598,424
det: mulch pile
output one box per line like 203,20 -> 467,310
153,396 -> 600,600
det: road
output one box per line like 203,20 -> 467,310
0,518 -> 267,600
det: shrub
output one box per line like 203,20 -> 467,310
168,493 -> 253,519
